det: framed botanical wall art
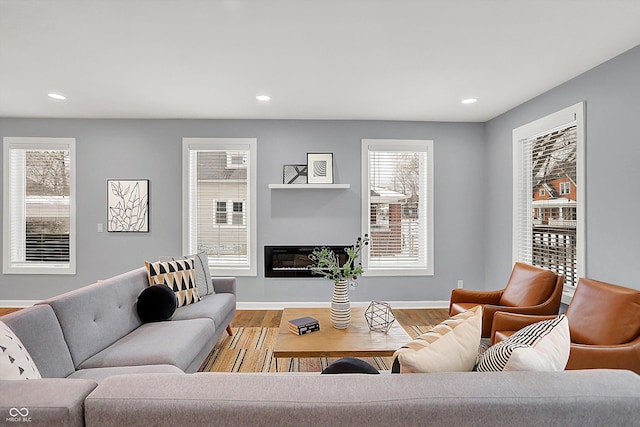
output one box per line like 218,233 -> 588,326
107,179 -> 149,232
283,164 -> 308,184
307,153 -> 334,184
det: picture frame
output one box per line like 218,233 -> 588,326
283,164 -> 308,184
307,153 -> 334,184
107,179 -> 149,232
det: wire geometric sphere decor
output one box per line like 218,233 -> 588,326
364,301 -> 396,333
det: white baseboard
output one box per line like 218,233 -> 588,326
236,301 -> 449,310
0,300 -> 40,308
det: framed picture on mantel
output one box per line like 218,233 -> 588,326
283,164 -> 308,184
307,153 -> 334,184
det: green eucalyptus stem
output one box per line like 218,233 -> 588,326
308,235 -> 370,283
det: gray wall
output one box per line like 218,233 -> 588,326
484,44 -> 640,290
0,119 -> 486,303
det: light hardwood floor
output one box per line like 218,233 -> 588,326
0,308 -> 21,316
230,308 -> 449,328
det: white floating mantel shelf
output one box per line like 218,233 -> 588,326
268,183 -> 350,189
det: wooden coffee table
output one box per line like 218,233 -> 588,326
273,307 -> 411,369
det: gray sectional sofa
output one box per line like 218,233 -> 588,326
0,265 -> 236,425
2,266 -> 640,426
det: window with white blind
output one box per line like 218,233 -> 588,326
182,138 -> 257,276
3,137 -> 76,274
361,139 -> 434,276
513,102 -> 585,301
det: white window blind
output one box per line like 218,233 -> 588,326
183,138 -> 257,276
513,102 -> 585,297
3,137 -> 76,274
361,139 -> 433,276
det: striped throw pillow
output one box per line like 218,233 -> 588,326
477,315 -> 570,372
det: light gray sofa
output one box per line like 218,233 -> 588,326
0,266 -> 236,422
86,370 -> 640,426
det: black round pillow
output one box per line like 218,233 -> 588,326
136,285 -> 177,323
321,357 -> 380,374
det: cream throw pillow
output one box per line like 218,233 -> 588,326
0,320 -> 41,380
393,305 -> 482,373
477,315 -> 570,372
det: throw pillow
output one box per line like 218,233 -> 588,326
145,258 -> 201,307
136,284 -> 178,322
392,305 -> 482,373
321,357 -> 380,374
159,252 -> 213,296
0,320 -> 41,380
476,315 -> 570,372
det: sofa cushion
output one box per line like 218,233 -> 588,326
0,320 -> 41,380
392,305 -> 482,373
77,318 -> 215,372
136,284 -> 177,322
171,292 -> 235,329
145,258 -> 201,307
477,315 -> 570,372
68,364 -> 183,382
161,252 -> 214,296
0,305 -> 76,378
42,268 -> 148,369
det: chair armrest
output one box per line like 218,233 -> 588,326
450,288 -> 503,305
567,336 -> 640,374
211,277 -> 236,295
490,312 -> 556,345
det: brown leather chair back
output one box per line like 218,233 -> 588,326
499,262 -> 558,307
566,278 -> 640,345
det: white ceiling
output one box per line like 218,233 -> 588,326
2,0 -> 640,122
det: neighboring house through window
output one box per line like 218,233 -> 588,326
183,138 -> 257,276
361,139 -> 434,276
513,102 -> 585,301
3,137 -> 76,274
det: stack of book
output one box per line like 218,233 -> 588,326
288,316 -> 320,335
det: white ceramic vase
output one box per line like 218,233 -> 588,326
330,280 -> 351,329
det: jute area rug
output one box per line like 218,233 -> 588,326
198,325 -> 432,373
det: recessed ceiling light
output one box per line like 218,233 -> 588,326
256,95 -> 271,101
461,98 -> 478,105
48,93 -> 67,100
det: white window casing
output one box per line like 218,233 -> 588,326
361,139 -> 434,276
513,102 -> 585,303
3,137 -> 76,274
183,138 -> 257,276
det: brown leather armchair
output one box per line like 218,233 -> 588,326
490,277 -> 640,374
449,262 -> 564,337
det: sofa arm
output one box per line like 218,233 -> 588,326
0,378 -> 97,427
212,277 -> 236,295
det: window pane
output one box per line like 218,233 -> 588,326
193,150 -> 248,265
529,125 -> 578,287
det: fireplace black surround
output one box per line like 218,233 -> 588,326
264,245 -> 349,278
